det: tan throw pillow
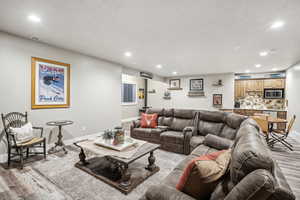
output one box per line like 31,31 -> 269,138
176,149 -> 231,199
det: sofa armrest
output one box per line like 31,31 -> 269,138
224,169 -> 275,200
131,119 -> 141,128
145,185 -> 196,200
203,134 -> 233,150
183,126 -> 195,155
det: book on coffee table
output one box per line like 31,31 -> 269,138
94,137 -> 138,151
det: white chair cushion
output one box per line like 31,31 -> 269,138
10,122 -> 34,144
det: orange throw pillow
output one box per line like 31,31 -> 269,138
176,150 -> 231,199
140,113 -> 158,128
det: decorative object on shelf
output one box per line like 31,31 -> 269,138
138,88 -> 145,99
213,94 -> 223,106
31,57 -> 70,109
148,89 -> 156,94
163,90 -> 171,100
113,126 -> 125,145
168,79 -> 182,90
190,78 -> 204,91
187,91 -> 205,97
212,79 -> 223,86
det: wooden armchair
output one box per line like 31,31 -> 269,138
1,112 -> 46,169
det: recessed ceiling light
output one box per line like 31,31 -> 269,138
255,64 -> 262,68
124,51 -> 132,57
272,68 -> 278,71
259,51 -> 269,57
245,70 -> 250,73
270,20 -> 285,29
172,71 -> 177,75
156,64 -> 162,69
28,14 -> 41,23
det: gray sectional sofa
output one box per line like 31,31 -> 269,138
130,108 -> 244,155
130,108 -> 295,200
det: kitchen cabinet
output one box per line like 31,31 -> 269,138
234,78 -> 285,99
263,79 -> 285,88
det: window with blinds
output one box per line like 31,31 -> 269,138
121,83 -> 137,104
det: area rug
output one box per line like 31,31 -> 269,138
28,145 -> 186,200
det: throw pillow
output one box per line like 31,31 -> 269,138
176,149 -> 231,199
140,113 -> 158,128
10,122 -> 34,144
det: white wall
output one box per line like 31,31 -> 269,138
148,73 -> 235,110
0,32 -> 123,154
286,64 -> 300,132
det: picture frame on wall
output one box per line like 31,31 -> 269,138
169,79 -> 181,90
190,78 -> 204,91
213,94 -> 223,106
31,57 -> 70,109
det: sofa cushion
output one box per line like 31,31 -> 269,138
224,169 -> 275,200
203,134 -> 233,150
230,130 -> 274,184
132,128 -> 151,138
141,113 -> 158,128
170,118 -> 193,131
174,109 -> 195,119
146,108 -> 164,116
175,154 -> 198,171
161,131 -> 185,144
235,120 -> 259,143
225,113 -> 246,129
219,125 -> 237,140
191,145 -> 210,157
163,108 -> 174,117
150,128 -> 164,140
163,168 -> 184,187
198,120 -> 224,136
162,117 -> 173,127
199,111 -> 226,123
190,136 -> 205,150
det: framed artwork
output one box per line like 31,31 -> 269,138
213,94 -> 223,106
169,79 -> 181,89
190,78 -> 204,91
31,57 -> 70,109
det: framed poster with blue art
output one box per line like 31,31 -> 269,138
31,57 -> 70,109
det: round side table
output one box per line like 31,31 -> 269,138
47,120 -> 74,154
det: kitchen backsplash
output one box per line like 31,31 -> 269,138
236,93 -> 285,110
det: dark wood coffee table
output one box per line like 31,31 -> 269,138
74,141 -> 160,194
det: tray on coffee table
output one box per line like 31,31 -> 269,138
74,140 -> 160,194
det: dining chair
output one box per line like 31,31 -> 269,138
1,112 -> 46,169
252,115 -> 269,135
268,115 -> 296,151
